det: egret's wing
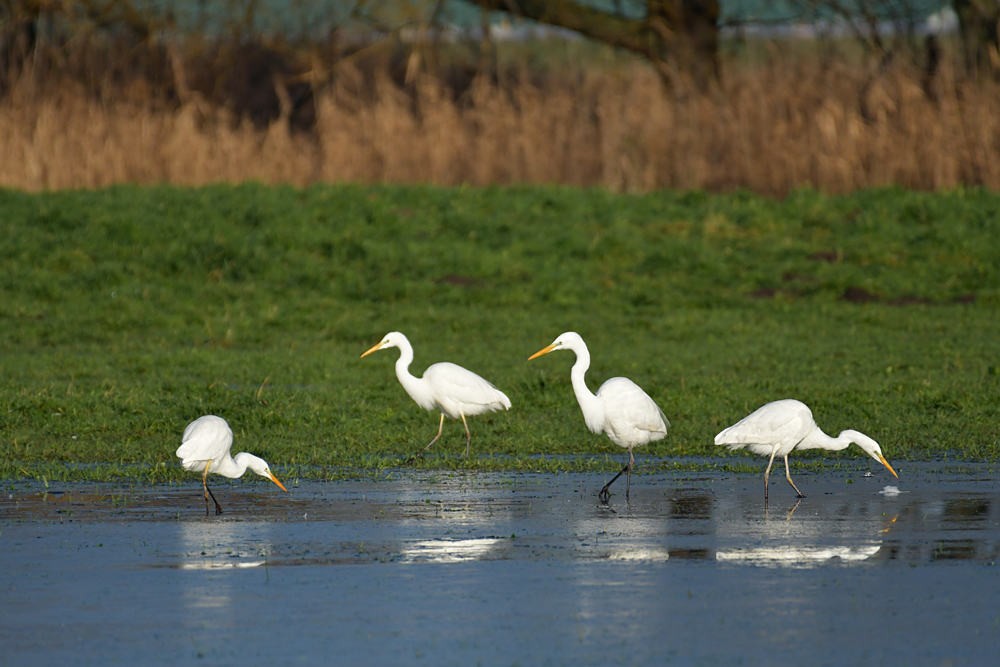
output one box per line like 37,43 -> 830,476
176,415 -> 233,465
598,377 -> 669,443
425,362 -> 511,414
714,399 -> 813,454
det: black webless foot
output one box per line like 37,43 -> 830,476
598,464 -> 629,503
206,485 -> 223,516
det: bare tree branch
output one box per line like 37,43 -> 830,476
463,0 -> 719,88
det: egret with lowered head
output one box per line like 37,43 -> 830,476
714,399 -> 898,501
361,332 -> 511,459
529,332 -> 669,501
176,415 -> 287,515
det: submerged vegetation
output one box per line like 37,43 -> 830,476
1,184 -> 999,480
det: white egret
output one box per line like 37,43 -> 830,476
528,332 -> 669,501
714,399 -> 898,501
175,415 -> 287,515
361,332 -> 511,458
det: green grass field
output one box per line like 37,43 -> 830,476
1,184 -> 998,482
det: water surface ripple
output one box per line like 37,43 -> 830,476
2,463 -> 998,665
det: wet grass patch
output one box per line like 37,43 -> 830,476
2,184 -> 999,481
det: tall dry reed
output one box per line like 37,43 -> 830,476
2,58 -> 998,195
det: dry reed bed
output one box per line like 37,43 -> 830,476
2,61 -> 999,194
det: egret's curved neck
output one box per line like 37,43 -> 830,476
568,343 -> 604,431
393,338 -> 416,382
797,428 -> 851,451
218,453 -> 250,479
393,339 -> 434,407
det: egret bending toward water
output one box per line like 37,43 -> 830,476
361,332 -> 511,459
176,415 -> 287,515
714,399 -> 898,501
529,332 -> 669,501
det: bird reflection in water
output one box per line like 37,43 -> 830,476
716,502 -> 900,568
403,537 -> 502,563
177,521 -> 271,570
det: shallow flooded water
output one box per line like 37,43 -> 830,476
2,461 -> 999,665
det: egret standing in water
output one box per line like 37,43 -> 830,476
176,415 -> 287,515
529,332 -> 669,501
361,332 -> 511,459
714,399 -> 898,501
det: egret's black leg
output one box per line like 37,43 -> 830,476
599,459 -> 630,502
206,483 -> 223,515
625,449 -> 635,499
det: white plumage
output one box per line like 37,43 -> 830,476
361,332 -> 511,458
715,399 -> 898,501
529,332 -> 668,500
176,415 -> 287,515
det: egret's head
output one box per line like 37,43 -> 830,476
361,331 -> 407,358
528,331 -> 585,360
842,430 -> 898,478
243,454 -> 288,491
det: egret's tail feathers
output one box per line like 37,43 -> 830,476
715,429 -> 753,450
715,431 -> 772,454
655,407 -> 670,432
716,440 -> 775,457
714,424 -> 753,447
175,442 -> 199,459
469,391 -> 510,413
177,457 -> 209,472
475,387 -> 511,412
717,440 -> 749,450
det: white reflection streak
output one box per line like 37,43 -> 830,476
177,522 -> 272,635
179,560 -> 264,570
716,544 -> 881,567
178,522 -> 271,570
711,494 -> 896,568
404,538 -> 500,563
605,547 -> 670,561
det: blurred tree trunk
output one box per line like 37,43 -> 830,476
953,0 -> 1000,77
465,0 -> 720,89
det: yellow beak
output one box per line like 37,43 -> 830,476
360,341 -> 385,358
528,343 -> 557,361
268,473 -> 288,492
878,454 -> 898,479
